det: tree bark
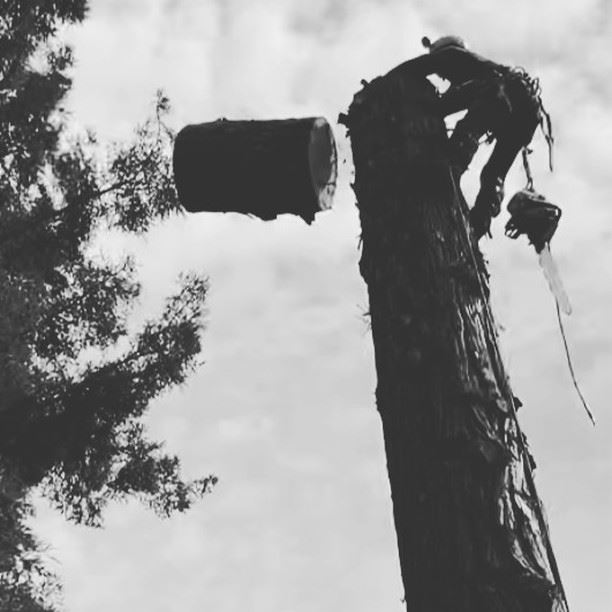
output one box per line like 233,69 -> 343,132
341,73 -> 567,611
173,117 -> 337,223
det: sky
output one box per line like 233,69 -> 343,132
31,1 -> 612,611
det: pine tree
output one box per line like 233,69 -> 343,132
0,2 -> 215,607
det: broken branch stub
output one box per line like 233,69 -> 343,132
173,117 -> 337,223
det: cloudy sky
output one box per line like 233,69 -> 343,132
32,1 -> 611,611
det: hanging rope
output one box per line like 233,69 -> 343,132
540,102 -> 555,172
522,147 -> 535,190
555,301 -> 596,425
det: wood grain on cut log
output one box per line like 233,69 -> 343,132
173,117 -> 337,223
340,73 -> 567,611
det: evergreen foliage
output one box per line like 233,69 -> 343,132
0,2 -> 215,607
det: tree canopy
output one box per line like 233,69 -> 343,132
0,2 -> 214,608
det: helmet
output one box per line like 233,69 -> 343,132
422,35 -> 467,53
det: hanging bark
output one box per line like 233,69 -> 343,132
340,73 -> 567,611
173,117 -> 337,224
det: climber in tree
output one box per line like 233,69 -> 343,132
388,35 -> 559,247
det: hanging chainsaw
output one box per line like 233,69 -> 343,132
504,149 -> 595,425
505,188 -> 571,314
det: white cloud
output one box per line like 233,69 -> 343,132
32,1 -> 612,611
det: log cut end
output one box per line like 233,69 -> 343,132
173,117 -> 337,224
308,117 -> 337,213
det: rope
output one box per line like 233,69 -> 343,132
522,147 -> 534,190
540,104 -> 555,172
555,301 -> 596,425
447,167 -> 571,612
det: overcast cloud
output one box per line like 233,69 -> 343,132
32,1 -> 611,611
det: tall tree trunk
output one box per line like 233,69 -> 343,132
340,73 -> 567,611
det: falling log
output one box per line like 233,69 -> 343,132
173,117 -> 337,223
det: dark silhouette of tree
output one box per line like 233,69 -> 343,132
0,2 -> 215,608
341,71 -> 567,611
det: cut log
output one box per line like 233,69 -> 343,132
173,117 -> 337,223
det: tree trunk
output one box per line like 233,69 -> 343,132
340,73 -> 567,611
173,117 -> 337,223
